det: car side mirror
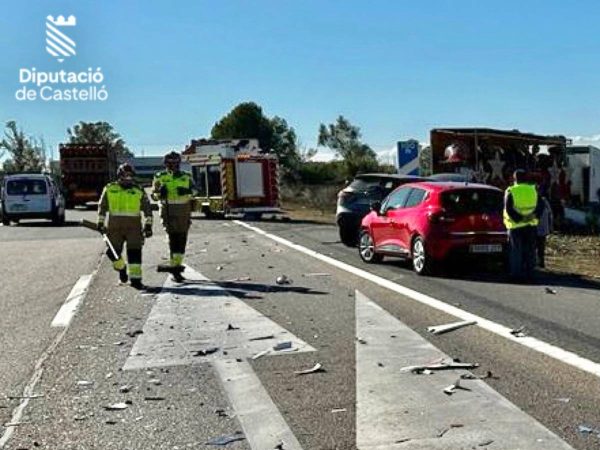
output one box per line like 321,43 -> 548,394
370,201 -> 382,215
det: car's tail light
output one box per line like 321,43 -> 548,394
427,209 -> 455,224
338,191 -> 356,205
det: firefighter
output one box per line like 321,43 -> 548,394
152,151 -> 194,282
97,163 -> 153,289
503,169 -> 542,281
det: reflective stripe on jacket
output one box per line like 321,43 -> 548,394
503,183 -> 539,229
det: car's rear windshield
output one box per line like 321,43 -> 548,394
441,188 -> 503,214
6,179 -> 47,195
350,176 -> 414,192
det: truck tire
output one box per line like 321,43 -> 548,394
244,213 -> 262,221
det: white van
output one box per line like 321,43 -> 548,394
1,174 -> 66,225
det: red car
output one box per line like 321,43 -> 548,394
358,182 -> 507,275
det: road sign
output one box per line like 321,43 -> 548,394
397,140 -> 420,176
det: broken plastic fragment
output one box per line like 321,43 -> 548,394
302,272 -> 331,277
206,431 -> 246,446
273,341 -> 292,351
510,326 -> 527,338
427,320 -> 477,335
77,381 -> 93,387
443,378 -> 472,395
104,402 -> 129,411
276,275 -> 292,285
294,363 -> 325,375
545,287 -> 557,294
192,347 -> 219,357
118,385 -> 133,393
401,361 -> 479,374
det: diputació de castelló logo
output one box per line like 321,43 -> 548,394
15,15 -> 108,102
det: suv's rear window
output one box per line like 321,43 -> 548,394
349,176 -> 414,192
6,179 -> 48,195
441,189 -> 503,213
349,177 -> 384,191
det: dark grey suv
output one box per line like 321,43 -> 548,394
336,173 -> 424,246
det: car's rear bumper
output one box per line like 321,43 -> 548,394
426,232 -> 508,260
2,211 -> 53,220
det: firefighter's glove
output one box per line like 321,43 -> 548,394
159,185 -> 168,199
176,187 -> 191,196
97,223 -> 106,234
143,224 -> 153,238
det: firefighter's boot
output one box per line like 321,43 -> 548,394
119,268 -> 129,284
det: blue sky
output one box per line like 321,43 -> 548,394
1,0 -> 599,161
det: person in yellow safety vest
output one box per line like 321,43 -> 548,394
503,169 -> 542,281
152,151 -> 195,282
97,163 -> 153,290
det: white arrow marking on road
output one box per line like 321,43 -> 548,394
124,266 -> 312,450
355,290 -> 573,449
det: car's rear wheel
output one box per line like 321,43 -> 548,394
339,223 -> 358,247
411,236 -> 433,275
1,217 -> 9,226
358,230 -> 383,263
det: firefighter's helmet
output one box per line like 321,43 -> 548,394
163,151 -> 181,164
117,162 -> 136,179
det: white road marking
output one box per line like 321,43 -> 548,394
123,266 -> 309,450
51,274 -> 93,327
355,290 -> 572,449
1,272 -> 96,448
235,220 -> 600,378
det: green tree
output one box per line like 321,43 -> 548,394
210,102 -> 302,178
211,102 -> 274,150
0,121 -> 46,173
318,115 -> 378,177
67,121 -> 133,160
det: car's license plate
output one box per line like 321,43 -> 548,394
470,244 -> 502,253
11,204 -> 27,212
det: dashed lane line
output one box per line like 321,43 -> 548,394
51,274 -> 93,327
0,271 -> 96,448
234,220 -> 600,379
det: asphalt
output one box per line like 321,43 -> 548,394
1,215 -> 600,449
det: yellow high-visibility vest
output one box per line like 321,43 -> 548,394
153,171 -> 192,204
105,183 -> 143,217
503,183 -> 539,229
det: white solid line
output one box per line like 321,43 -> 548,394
355,290 -> 572,449
0,272 -> 95,448
215,360 -> 304,450
234,220 -> 600,378
51,274 -> 93,328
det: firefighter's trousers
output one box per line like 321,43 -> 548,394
106,216 -> 144,280
161,202 -> 191,267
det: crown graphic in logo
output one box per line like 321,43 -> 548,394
46,15 -> 77,63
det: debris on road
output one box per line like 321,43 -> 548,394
427,320 -> 477,335
7,394 -> 43,400
252,349 -> 270,360
302,272 -> 331,277
105,372 -> 113,379
294,363 -> 325,375
443,378 -> 472,395
206,431 -> 246,446
3,422 -> 29,427
126,329 -> 144,338
545,287 -> 558,295
192,347 -> 219,357
104,402 -> 129,411
118,385 -> 133,393
249,335 -> 275,341
331,408 -> 347,413
276,275 -> 292,285
577,424 -> 600,436
356,338 -> 368,345
555,397 -> 571,403
148,378 -> 162,386
216,266 -> 223,271
510,326 -> 527,338
77,380 -> 94,387
478,440 -> 494,447
226,324 -> 240,331
144,396 -> 165,401
225,276 -> 251,282
273,341 -> 292,351
401,361 -> 479,374
460,370 -> 499,381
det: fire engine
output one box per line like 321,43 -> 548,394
182,139 -> 281,219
